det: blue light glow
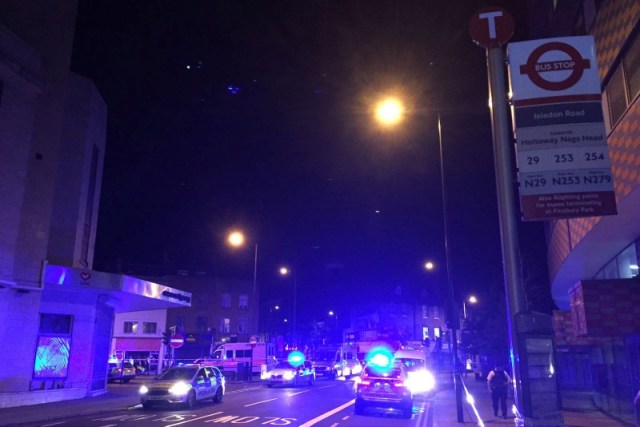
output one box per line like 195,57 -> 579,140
287,350 -> 305,367
33,336 -> 70,378
365,346 -> 395,374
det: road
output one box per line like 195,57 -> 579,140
18,377 -> 434,427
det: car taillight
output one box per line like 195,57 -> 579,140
360,379 -> 371,386
393,380 -> 407,388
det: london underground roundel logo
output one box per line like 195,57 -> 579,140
519,41 -> 591,91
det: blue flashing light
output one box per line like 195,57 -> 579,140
365,346 -> 395,374
287,350 -> 305,367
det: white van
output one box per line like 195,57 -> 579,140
196,342 -> 277,375
394,347 -> 435,394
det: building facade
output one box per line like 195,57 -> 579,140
111,309 -> 168,376
0,3 -> 191,408
160,274 -> 258,360
527,1 -> 640,424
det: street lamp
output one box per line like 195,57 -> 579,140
463,295 -> 478,320
328,310 -> 339,342
374,96 -> 464,423
227,230 -> 258,296
279,266 -> 297,347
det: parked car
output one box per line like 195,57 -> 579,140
139,364 -> 225,409
108,361 -> 136,383
354,361 -> 413,418
262,360 -> 315,387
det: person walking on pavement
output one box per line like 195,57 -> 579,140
487,364 -> 512,418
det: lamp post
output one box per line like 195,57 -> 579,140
463,295 -> 478,320
227,230 -> 259,334
279,266 -> 297,347
375,97 -> 464,423
328,310 -> 338,342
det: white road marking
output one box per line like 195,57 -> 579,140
244,398 -> 278,407
41,423 -> 66,427
165,411 -> 223,427
227,386 -> 263,394
298,399 -> 355,427
316,385 -> 335,390
287,389 -> 311,396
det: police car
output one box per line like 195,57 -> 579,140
139,364 -> 225,409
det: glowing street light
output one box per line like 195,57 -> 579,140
226,230 -> 258,296
279,266 -> 298,346
375,97 -> 404,127
463,295 -> 478,319
373,95 -> 464,422
227,230 -> 245,247
424,261 -> 435,271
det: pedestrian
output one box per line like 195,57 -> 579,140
487,364 -> 511,419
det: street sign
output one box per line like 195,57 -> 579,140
508,36 -> 602,104
170,334 -> 184,349
508,36 -> 617,220
469,7 -> 515,48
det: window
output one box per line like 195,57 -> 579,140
624,33 -> 640,101
196,316 -> 208,332
617,243 -> 639,279
238,318 -> 248,334
35,314 -> 73,378
142,322 -> 157,334
602,259 -> 618,279
422,305 -> 429,318
237,349 -> 252,357
80,145 -> 99,267
221,293 -> 231,308
430,306 -> 440,319
220,318 -> 230,333
607,65 -> 627,126
124,321 -> 138,334
605,31 -> 640,127
39,314 -> 73,334
239,294 -> 248,309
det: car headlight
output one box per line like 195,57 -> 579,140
169,381 -> 192,396
139,385 -> 149,394
283,371 -> 295,380
261,371 -> 270,380
406,369 -> 436,393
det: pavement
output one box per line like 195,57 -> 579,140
431,373 -> 634,426
0,374 -> 635,426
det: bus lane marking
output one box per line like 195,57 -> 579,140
165,411 -> 223,427
298,399 -> 355,427
244,398 -> 278,407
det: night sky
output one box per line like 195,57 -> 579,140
70,1 -> 554,322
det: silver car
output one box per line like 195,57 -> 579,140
140,364 -> 225,409
263,360 -> 315,387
